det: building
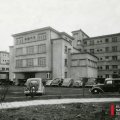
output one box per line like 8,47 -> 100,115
9,27 -> 98,84
69,52 -> 98,80
83,33 -> 120,78
0,51 -> 9,80
72,29 -> 120,79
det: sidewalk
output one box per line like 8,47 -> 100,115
0,98 -> 120,109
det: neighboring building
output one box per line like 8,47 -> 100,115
83,33 -> 120,78
9,27 -> 98,84
0,51 -> 9,80
72,29 -> 120,79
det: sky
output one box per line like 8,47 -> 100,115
0,0 -> 120,51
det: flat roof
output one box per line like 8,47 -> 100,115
84,32 -> 120,40
72,29 -> 89,38
60,32 -> 74,40
0,51 -> 9,54
12,26 -> 61,37
71,52 -> 98,59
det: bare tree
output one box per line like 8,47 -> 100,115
0,80 -> 10,102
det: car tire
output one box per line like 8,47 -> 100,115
92,89 -> 99,94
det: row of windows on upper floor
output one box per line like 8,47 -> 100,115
0,67 -> 9,71
16,57 -> 46,68
85,46 -> 118,54
0,54 -> 9,57
71,59 -> 97,68
98,74 -> 112,78
84,37 -> 118,45
15,33 -> 47,45
98,65 -> 119,70
16,44 -> 46,56
97,55 -> 119,61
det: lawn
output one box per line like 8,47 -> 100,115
0,102 -> 120,120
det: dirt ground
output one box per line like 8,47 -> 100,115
0,102 -> 120,120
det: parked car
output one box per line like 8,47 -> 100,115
85,78 -> 96,87
90,78 -> 120,94
46,80 -> 53,86
62,78 -> 74,87
24,78 -> 45,97
72,80 -> 82,87
51,78 -> 63,87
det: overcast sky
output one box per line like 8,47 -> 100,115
0,0 -> 120,51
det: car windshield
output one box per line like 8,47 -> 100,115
52,79 -> 60,84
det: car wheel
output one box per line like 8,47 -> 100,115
92,89 -> 99,94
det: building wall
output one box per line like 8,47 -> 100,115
52,37 -> 73,79
13,29 -> 51,73
72,30 -> 89,50
70,53 -> 98,80
9,46 -> 15,81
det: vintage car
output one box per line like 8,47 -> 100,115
62,78 -> 74,87
51,78 -> 63,86
24,78 -> 45,97
72,80 -> 82,87
45,80 -> 53,86
90,78 -> 120,94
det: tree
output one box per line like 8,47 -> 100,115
0,80 -> 10,102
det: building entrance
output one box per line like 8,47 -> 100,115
24,72 -> 35,79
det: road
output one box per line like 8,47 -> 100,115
1,86 -> 120,102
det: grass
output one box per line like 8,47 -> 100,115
0,102 -> 120,120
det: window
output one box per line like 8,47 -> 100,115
112,37 -> 117,42
26,58 -> 33,67
64,59 -> 67,66
84,41 -> 87,45
90,49 -> 94,54
105,56 -> 109,59
100,66 -> 103,70
38,44 -> 46,53
105,38 -> 109,43
16,59 -> 23,67
112,56 -> 117,61
106,80 -> 112,84
16,37 -> 23,45
106,65 -> 109,70
38,33 -> 46,40
65,72 -> 67,78
112,65 -> 118,69
16,48 -> 23,56
90,40 -> 94,45
105,47 -> 109,52
38,57 -> 46,67
2,68 -> 5,71
26,46 -> 34,54
77,40 -> 81,45
46,73 -> 51,79
65,46 -> 67,53
112,46 -> 117,52
6,68 -> 9,71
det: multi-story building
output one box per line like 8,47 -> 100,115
0,51 -> 9,80
83,33 -> 120,78
9,27 -> 98,84
72,29 -> 120,79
